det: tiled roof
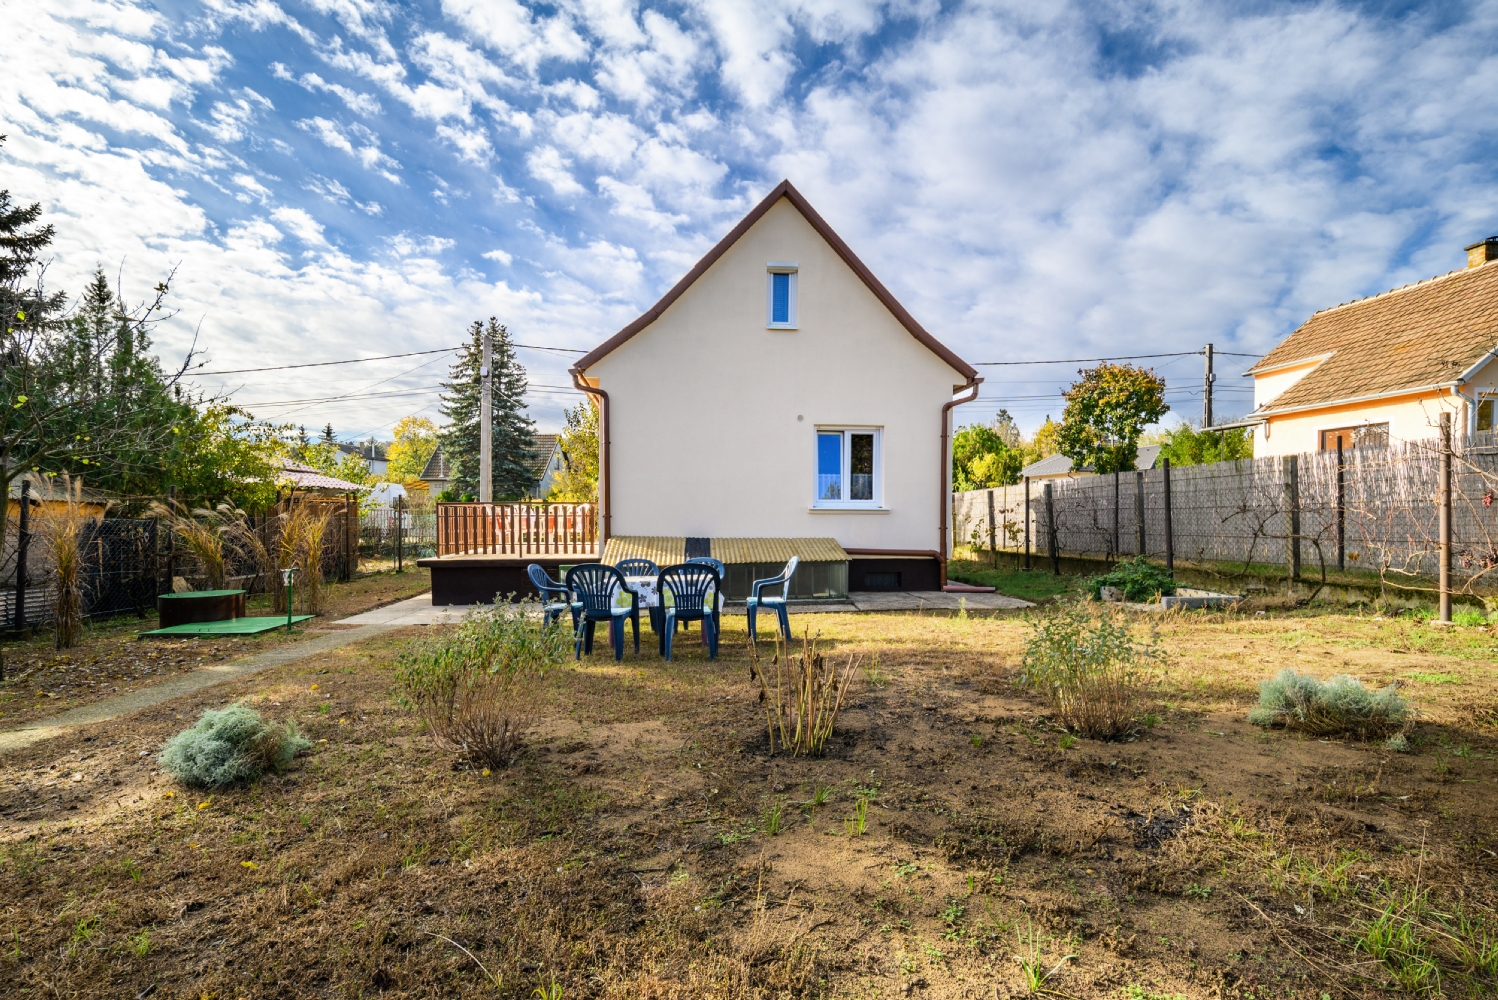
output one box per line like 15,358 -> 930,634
1020,453 -> 1078,477
419,448 -> 450,481
279,462 -> 366,492
1250,259 -> 1498,413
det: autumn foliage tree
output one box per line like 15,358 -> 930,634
1057,363 -> 1169,474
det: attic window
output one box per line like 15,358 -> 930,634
767,263 -> 798,329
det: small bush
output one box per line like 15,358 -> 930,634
1246,669 -> 1409,739
396,599 -> 570,768
1086,556 -> 1176,602
159,704 -> 310,788
1021,603 -> 1159,739
749,634 -> 858,757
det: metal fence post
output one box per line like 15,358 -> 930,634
1336,438 -> 1346,571
1283,455 -> 1301,584
1112,470 -> 1120,562
986,488 -> 997,567
1023,477 -> 1032,571
166,485 -> 177,591
1440,412 -> 1452,622
395,496 -> 404,572
1163,458 -> 1174,573
1135,470 -> 1146,555
14,479 -> 30,633
1044,482 -> 1059,574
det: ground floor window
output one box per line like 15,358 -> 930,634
1318,423 -> 1389,451
815,428 -> 880,507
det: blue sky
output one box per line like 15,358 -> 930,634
7,0 -> 1498,440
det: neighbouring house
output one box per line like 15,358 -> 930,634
7,472 -> 113,518
367,483 -> 406,507
567,179 -> 981,594
419,448 -> 450,495
1243,237 -> 1498,457
528,433 -> 563,498
1018,445 -> 1161,482
337,441 -> 388,478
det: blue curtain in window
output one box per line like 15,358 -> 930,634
771,272 -> 790,324
817,431 -> 841,500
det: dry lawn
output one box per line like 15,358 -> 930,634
0,604 -> 1495,999
0,568 -> 432,728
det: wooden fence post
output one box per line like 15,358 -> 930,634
14,479 -> 29,633
1283,455 -> 1301,584
1044,482 -> 1059,575
1135,470 -> 1146,556
1440,412 -> 1452,622
1163,458 -> 1174,573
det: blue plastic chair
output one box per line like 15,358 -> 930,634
527,564 -> 576,630
746,556 -> 798,647
657,563 -> 721,661
565,564 -> 638,661
615,557 -> 660,578
684,557 -> 726,634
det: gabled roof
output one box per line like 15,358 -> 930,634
573,180 -> 978,381
526,433 -> 559,478
1018,445 -> 1159,479
1249,258 -> 1498,414
420,448 -> 450,482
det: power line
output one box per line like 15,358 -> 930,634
194,342 -> 585,376
973,349 -> 1262,366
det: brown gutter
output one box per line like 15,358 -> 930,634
569,369 -> 610,547
939,376 -> 983,586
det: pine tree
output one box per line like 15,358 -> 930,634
321,423 -> 336,445
439,318 -> 536,500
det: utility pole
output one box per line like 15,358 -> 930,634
480,326 -> 493,503
1202,343 -> 1215,429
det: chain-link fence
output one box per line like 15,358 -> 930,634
953,434 -> 1498,597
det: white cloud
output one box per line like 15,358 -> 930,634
435,123 -> 492,164
526,145 -> 585,195
295,115 -> 402,181
271,206 -> 330,245
483,248 -> 513,265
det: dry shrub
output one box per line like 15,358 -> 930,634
275,502 -> 331,613
749,634 -> 857,757
396,601 -> 570,768
149,499 -> 229,588
1020,602 -> 1158,739
1247,668 -> 1409,739
35,476 -> 101,649
215,504 -> 274,592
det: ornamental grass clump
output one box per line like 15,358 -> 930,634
1247,668 -> 1408,739
396,599 -> 571,768
159,704 -> 310,788
750,634 -> 858,757
1020,603 -> 1159,739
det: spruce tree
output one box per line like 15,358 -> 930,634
321,423 -> 336,444
439,318 -> 536,500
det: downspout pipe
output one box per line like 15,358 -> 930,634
940,375 -> 983,587
569,368 -> 610,547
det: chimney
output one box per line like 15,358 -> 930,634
1466,237 -> 1498,268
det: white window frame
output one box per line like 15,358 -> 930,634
766,262 -> 798,329
812,426 -> 882,509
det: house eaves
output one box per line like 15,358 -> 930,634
572,179 -> 978,382
1251,381 -> 1459,419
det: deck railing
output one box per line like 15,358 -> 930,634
435,502 -> 598,557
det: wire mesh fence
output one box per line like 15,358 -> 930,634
953,433 -> 1498,599
359,507 -> 437,560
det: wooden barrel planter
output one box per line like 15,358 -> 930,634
157,590 -> 247,628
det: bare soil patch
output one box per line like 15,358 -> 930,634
0,607 -> 1494,998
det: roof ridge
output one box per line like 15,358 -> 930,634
1304,261 -> 1484,319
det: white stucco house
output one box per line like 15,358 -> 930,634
568,180 -> 980,596
1242,237 -> 1498,457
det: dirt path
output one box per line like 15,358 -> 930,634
0,623 -> 396,755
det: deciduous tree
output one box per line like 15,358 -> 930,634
1057,364 -> 1169,474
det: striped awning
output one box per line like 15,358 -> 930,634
603,536 -> 847,566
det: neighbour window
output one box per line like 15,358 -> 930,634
1318,423 -> 1390,451
1479,399 -> 1495,433
767,263 -> 798,328
815,428 -> 880,507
